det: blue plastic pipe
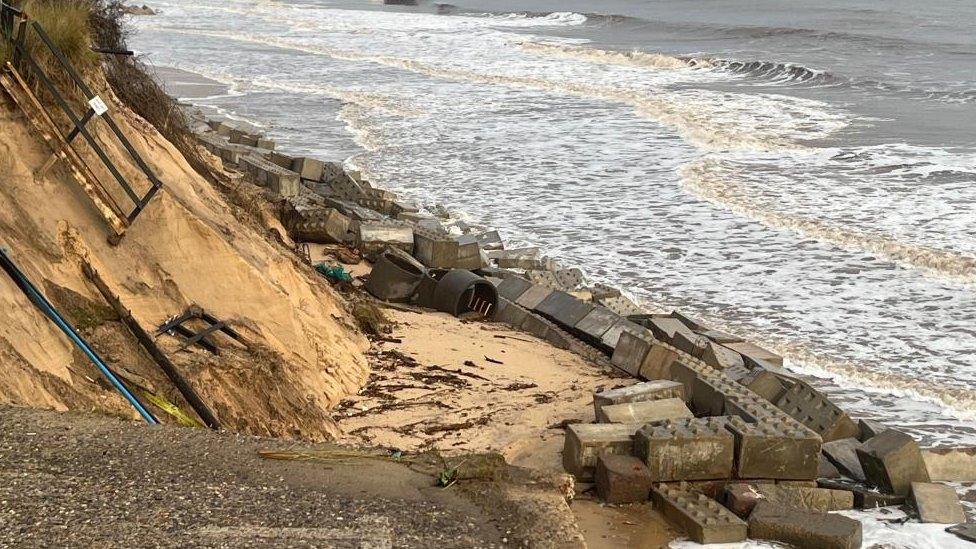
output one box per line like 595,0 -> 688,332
0,247 -> 158,424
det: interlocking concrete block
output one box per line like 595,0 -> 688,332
651,483 -> 747,544
288,207 -> 350,244
574,306 -> 619,343
597,294 -> 644,316
593,380 -> 684,419
595,454 -> 653,504
724,341 -> 784,368
922,447 -> 976,482
514,284 -> 553,310
858,419 -> 888,442
701,341 -> 745,370
668,361 -> 704,404
451,234 -> 485,270
265,150 -> 295,169
776,380 -> 860,442
413,227 -> 462,269
241,155 -> 300,197
748,501 -> 862,549
856,430 -> 930,496
636,342 -> 682,381
290,157 -> 325,182
644,317 -> 695,344
725,416 -> 821,480
738,367 -> 786,403
635,418 -> 734,481
491,248 -> 547,270
725,393 -> 784,423
562,423 -> 641,481
600,318 -> 646,351
535,290 -> 594,329
672,330 -> 711,359
822,438 -> 866,481
910,482 -> 966,524
494,298 -> 528,327
554,267 -> 584,290
692,372 -> 750,416
352,220 -> 414,260
611,331 -> 655,378
495,276 -> 533,302
724,484 -> 853,517
597,398 -> 693,424
723,483 -> 763,517
544,324 -> 572,350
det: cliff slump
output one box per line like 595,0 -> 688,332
0,82 -> 369,440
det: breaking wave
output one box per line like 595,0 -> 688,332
520,41 -> 712,70
680,157 -> 976,286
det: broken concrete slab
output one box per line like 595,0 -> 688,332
776,380 -> 860,442
535,290 -> 594,328
856,429 -> 930,496
595,454 -> 653,504
910,482 -> 966,524
597,398 -> 693,424
562,423 -> 641,481
748,501 -> 862,549
922,447 -> 976,482
291,157 -> 325,182
610,330 -> 654,378
725,416 -> 821,480
652,483 -> 747,544
635,417 -> 734,481
822,438 -> 867,482
701,341 -> 745,370
724,341 -> 784,368
592,380 -> 685,419
513,284 -> 554,310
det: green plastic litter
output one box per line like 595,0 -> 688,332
315,263 -> 352,282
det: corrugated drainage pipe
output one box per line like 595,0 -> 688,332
430,269 -> 499,318
365,249 -> 426,302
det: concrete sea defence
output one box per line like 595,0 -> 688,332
186,108 -> 975,546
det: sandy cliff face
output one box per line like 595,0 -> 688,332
0,84 -> 369,440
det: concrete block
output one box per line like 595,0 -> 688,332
611,331 -> 654,378
776,380 -> 859,442
726,416 -> 821,480
817,478 -> 907,509
593,380 -> 684,419
451,234 -> 485,270
856,429 -> 930,496
818,455 -> 842,478
288,207 -> 350,244
725,393 -> 784,423
329,171 -> 369,199
645,317 -> 695,344
668,361 -> 703,404
535,290 -> 594,328
598,294 -> 644,316
691,372 -> 749,416
554,267 -> 584,290
352,220 -> 414,260
256,137 -> 276,150
947,523 -> 976,543
595,454 -> 653,504
822,438 -> 866,481
520,312 -> 551,340
474,230 -> 503,251
696,329 -> 743,344
724,341 -> 784,368
748,501 -> 862,549
737,367 -> 786,403
513,284 -> 553,310
911,482 -> 966,524
495,277 -> 533,302
671,330 -> 710,359
597,398 -> 692,424
922,447 -> 976,482
635,418 -> 734,481
494,298 -> 528,327
651,483 -> 747,544
724,484 -> 853,517
670,310 -> 708,332
492,248 -> 546,270
638,342 -> 683,381
858,419 -> 888,442
562,423 -> 641,481
600,318 -> 646,350
413,227 -> 460,269
701,341 -> 744,370
241,156 -> 300,197
574,306 -> 618,343
544,325 -> 572,350
265,151 -> 294,169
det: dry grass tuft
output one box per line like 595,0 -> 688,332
1,0 -> 97,72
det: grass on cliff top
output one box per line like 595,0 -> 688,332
0,1 -> 97,72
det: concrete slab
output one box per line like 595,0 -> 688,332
748,501 -> 862,549
593,380 -> 685,419
638,342 -> 683,381
495,277 -> 533,302
736,367 -> 787,403
645,317 -> 695,344
599,318 -> 646,350
726,416 -> 821,480
635,418 -> 734,481
701,342 -> 745,370
596,398 -> 692,424
513,284 -> 553,310
817,478 -> 907,509
822,438 -> 867,481
670,310 -> 708,332
562,423 -> 641,481
696,329 -> 743,344
494,298 -> 528,327
725,484 -> 853,516
858,419 -> 889,442
574,306 -> 619,342
535,290 -> 594,328
910,482 -> 966,524
856,430 -> 930,496
776,380 -> 860,442
652,483 -> 747,544
597,294 -> 644,316
520,313 -> 551,340
947,523 -> 976,543
595,454 -> 653,504
724,341 -> 784,368
672,331 -> 710,359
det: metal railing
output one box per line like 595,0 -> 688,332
0,0 -> 162,233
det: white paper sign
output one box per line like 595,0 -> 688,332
88,95 -> 108,116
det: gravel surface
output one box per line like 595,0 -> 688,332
0,405 -> 506,548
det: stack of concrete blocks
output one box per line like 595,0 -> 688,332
217,122 -> 275,151
240,156 -> 301,198
412,226 -> 485,270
